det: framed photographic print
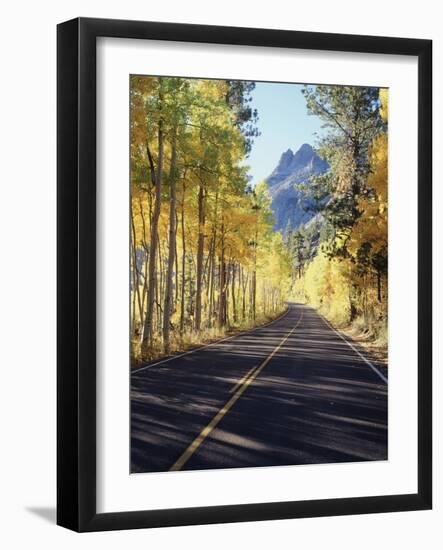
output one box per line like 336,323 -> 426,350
57,17 -> 432,531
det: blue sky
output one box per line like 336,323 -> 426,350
245,82 -> 324,184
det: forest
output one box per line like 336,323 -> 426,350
130,76 -> 388,365
288,86 -> 388,348
130,76 -> 291,363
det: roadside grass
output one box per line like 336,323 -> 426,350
322,309 -> 388,365
131,305 -> 288,370
295,292 -> 389,366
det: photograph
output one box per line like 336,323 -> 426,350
129,76 -> 389,474
0,0 -> 436,540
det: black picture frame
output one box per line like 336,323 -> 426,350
57,17 -> 432,532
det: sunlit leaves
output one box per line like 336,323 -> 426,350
295,88 -> 388,332
130,76 -> 289,360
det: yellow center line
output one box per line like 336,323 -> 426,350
229,364 -> 258,394
169,310 -> 304,472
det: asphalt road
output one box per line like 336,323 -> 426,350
131,303 -> 387,473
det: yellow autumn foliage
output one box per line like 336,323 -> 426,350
292,88 -> 388,343
292,249 -> 351,325
130,76 -> 292,362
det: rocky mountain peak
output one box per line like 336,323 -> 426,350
266,143 -> 328,232
278,148 -> 295,170
293,143 -> 315,165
